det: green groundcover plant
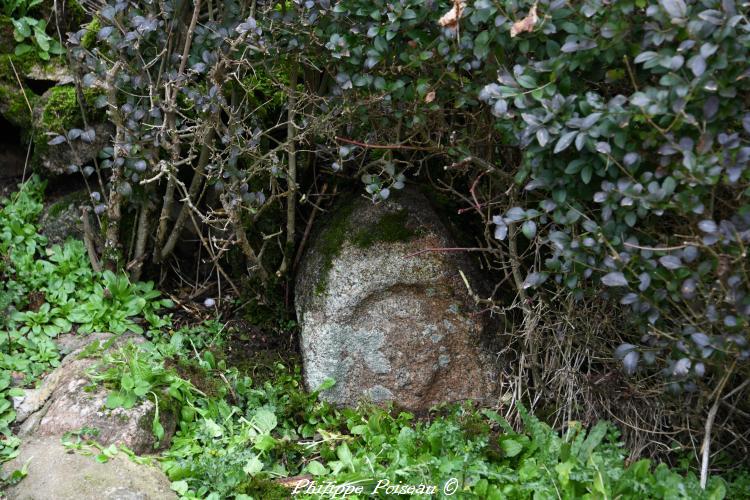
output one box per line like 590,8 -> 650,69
0,177 -> 171,467
1,177 -> 747,498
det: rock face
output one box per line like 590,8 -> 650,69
295,188 -> 498,412
39,190 -> 89,245
2,437 -> 177,500
14,332 -> 176,454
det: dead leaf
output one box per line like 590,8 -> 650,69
276,475 -> 313,489
438,0 -> 465,30
510,3 -> 538,38
425,90 -> 436,103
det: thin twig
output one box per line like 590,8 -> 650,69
80,206 -> 102,273
335,136 -> 435,151
701,363 -> 735,489
404,247 -> 489,258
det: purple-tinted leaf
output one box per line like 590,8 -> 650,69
615,343 -> 636,360
602,272 -> 628,287
81,128 -> 96,143
673,357 -> 691,377
521,220 -> 537,239
581,113 -> 602,129
660,0 -> 687,19
561,38 -> 596,53
48,135 -> 66,146
698,219 -> 718,233
494,222 -> 508,241
682,245 -> 698,262
505,207 -> 526,221
623,152 -> 640,167
703,96 -> 719,120
536,128 -> 550,147
687,55 -> 706,76
659,255 -> 683,269
622,351 -> 639,375
620,293 -> 638,305
554,131 -> 577,153
491,99 -> 508,117
691,333 -> 710,347
522,272 -> 547,289
634,51 -> 658,64
97,26 -> 114,40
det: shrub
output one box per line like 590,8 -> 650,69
60,0 -> 749,475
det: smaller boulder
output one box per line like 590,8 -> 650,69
2,437 -> 177,500
15,333 -> 176,454
38,190 -> 90,245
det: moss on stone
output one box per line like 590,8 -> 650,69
0,81 -> 36,130
312,201 -> 418,296
313,200 -> 355,296
31,85 -> 104,164
352,209 -> 415,248
81,17 -> 100,50
47,190 -> 87,217
41,86 -> 83,131
236,477 -> 291,498
0,15 -> 15,53
64,0 -> 89,29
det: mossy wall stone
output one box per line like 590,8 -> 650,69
295,187 -> 499,412
32,85 -> 112,175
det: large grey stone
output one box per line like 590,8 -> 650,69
295,189 -> 498,412
2,437 -> 176,500
14,333 -> 176,454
